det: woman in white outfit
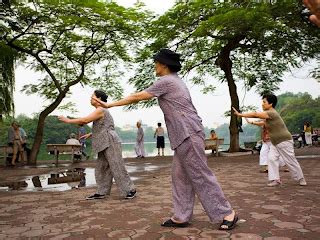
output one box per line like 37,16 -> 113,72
304,122 -> 313,146
135,121 -> 146,158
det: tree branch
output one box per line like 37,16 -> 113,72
9,17 -> 40,43
183,54 -> 219,77
5,39 -> 63,93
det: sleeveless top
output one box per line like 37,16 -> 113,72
265,109 -> 292,145
91,108 -> 121,153
305,126 -> 312,133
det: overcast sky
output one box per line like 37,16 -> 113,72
13,0 -> 320,128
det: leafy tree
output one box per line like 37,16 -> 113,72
0,43 -> 16,121
129,0 -> 320,152
276,92 -> 320,133
310,58 -> 320,83
0,1 -> 149,163
0,0 -> 18,122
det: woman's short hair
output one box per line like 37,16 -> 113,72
262,93 -> 277,107
167,64 -> 182,73
94,90 -> 108,102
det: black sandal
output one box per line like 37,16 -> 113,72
219,215 -> 239,230
161,219 -> 189,228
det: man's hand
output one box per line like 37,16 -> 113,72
79,133 -> 92,140
304,0 -> 320,27
58,116 -> 69,123
232,107 -> 241,116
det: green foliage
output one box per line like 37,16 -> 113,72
310,58 -> 320,83
130,0 -> 320,103
0,114 -> 92,160
0,43 -> 17,118
0,114 -> 88,146
0,0 -> 151,161
56,102 -> 78,114
276,92 -> 320,133
127,0 -> 319,152
1,1 -> 150,102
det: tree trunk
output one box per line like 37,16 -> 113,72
220,56 -> 240,152
215,36 -> 245,152
28,92 -> 67,165
227,75 -> 240,152
28,113 -> 46,165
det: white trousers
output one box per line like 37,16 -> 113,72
260,141 -> 270,166
260,141 -> 285,167
305,132 -> 312,145
268,140 -> 304,181
135,141 -> 145,157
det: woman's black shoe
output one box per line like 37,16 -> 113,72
161,219 -> 189,228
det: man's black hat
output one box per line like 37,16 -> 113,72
153,49 -> 182,69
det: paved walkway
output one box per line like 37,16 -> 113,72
0,147 -> 319,239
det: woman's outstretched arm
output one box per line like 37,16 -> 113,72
92,91 -> 154,108
232,107 -> 270,119
58,107 -> 104,125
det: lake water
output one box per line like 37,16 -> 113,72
33,141 -> 230,161
121,142 -> 229,158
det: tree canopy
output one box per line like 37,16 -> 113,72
0,43 -> 17,121
276,92 -> 320,133
129,0 -> 320,152
0,0 -> 150,163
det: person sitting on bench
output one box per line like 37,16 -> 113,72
66,133 -> 82,161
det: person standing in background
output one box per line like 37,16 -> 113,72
18,124 -> 28,164
19,125 -> 27,146
135,121 -> 145,158
304,122 -> 313,146
154,122 -> 165,156
7,121 -> 25,166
